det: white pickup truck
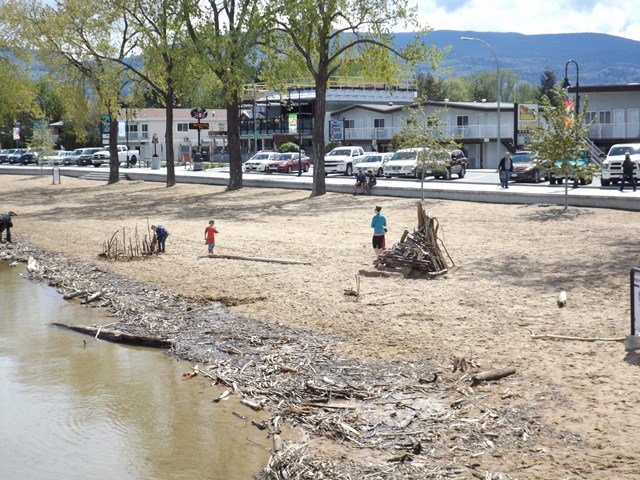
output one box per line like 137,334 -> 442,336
92,145 -> 139,167
324,146 -> 365,175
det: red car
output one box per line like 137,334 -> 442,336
266,152 -> 311,173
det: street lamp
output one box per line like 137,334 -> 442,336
287,86 -> 304,176
562,60 -> 580,117
461,36 -> 501,167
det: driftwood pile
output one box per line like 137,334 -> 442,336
100,222 -> 156,260
2,240 -> 544,479
375,202 -> 453,276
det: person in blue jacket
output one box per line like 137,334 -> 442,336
151,224 -> 169,254
371,206 -> 387,257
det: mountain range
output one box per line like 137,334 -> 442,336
396,30 -> 640,86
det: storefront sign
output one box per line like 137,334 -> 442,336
329,120 -> 343,141
517,103 -> 539,133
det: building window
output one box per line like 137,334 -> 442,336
141,124 -> 148,132
586,112 -> 597,124
344,119 -> 354,129
457,115 -> 469,127
373,118 -> 385,128
599,111 -> 611,124
177,123 -> 188,132
127,124 -> 138,132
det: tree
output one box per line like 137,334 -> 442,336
537,68 -> 562,108
268,0 -> 431,196
3,0 -> 135,184
529,89 -> 596,210
105,0 -> 195,187
183,0 -> 268,191
416,72 -> 448,101
391,99 -> 459,201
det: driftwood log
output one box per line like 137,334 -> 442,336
471,367 -> 516,385
531,333 -> 625,342
202,253 -> 311,266
375,202 -> 453,276
51,322 -> 172,348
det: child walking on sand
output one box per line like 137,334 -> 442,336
204,220 -> 219,255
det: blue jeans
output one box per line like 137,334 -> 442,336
500,170 -> 510,188
620,173 -> 637,191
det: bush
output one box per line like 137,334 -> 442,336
324,142 -> 342,153
279,142 -> 300,153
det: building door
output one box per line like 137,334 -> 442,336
613,109 -> 625,138
629,108 -> 640,138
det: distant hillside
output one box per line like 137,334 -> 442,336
396,30 -> 640,86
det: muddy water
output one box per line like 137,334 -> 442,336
0,263 -> 269,479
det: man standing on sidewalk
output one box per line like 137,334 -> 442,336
619,152 -> 637,192
498,151 -> 513,189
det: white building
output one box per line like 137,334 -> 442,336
331,100 -> 518,169
572,84 -> 640,151
238,81 -> 417,155
105,108 -> 228,163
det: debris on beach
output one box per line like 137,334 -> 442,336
100,222 -> 156,260
375,202 -> 453,276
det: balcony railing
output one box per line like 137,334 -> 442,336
116,131 -> 149,141
587,122 -> 640,139
239,117 -> 313,136
344,124 -> 513,140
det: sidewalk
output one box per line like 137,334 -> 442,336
2,165 -> 639,211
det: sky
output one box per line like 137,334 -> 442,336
415,0 -> 640,42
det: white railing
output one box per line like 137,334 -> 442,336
588,122 -> 640,139
343,124 -> 512,140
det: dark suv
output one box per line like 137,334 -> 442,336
77,148 -> 102,166
431,149 -> 468,180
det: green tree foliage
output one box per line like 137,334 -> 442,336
529,89 -> 596,210
104,0 -> 196,187
279,141 -> 300,153
3,0 -> 135,183
416,72 -> 448,101
537,68 -> 562,108
392,99 -> 459,201
183,0 -> 268,191
267,0 -> 432,196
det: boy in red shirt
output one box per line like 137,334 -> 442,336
204,220 -> 220,256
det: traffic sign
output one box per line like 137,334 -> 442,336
189,122 -> 210,130
190,107 -> 208,119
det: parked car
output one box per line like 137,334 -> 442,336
266,152 -> 312,173
77,148 -> 102,166
18,152 -> 38,165
549,150 -> 594,185
244,151 -> 278,172
7,149 -> 28,164
0,149 -> 18,163
510,151 -> 548,183
64,148 -> 86,166
324,146 -> 365,175
92,145 -> 140,167
600,143 -> 640,186
430,149 -> 468,180
383,148 -> 466,179
44,150 -> 73,166
353,152 -> 393,176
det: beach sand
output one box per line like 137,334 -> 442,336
3,173 -> 640,477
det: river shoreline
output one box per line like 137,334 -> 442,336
0,238 -> 546,478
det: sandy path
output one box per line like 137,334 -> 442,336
3,174 -> 640,477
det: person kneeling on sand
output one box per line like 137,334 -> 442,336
204,219 -> 219,256
0,211 -> 16,243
